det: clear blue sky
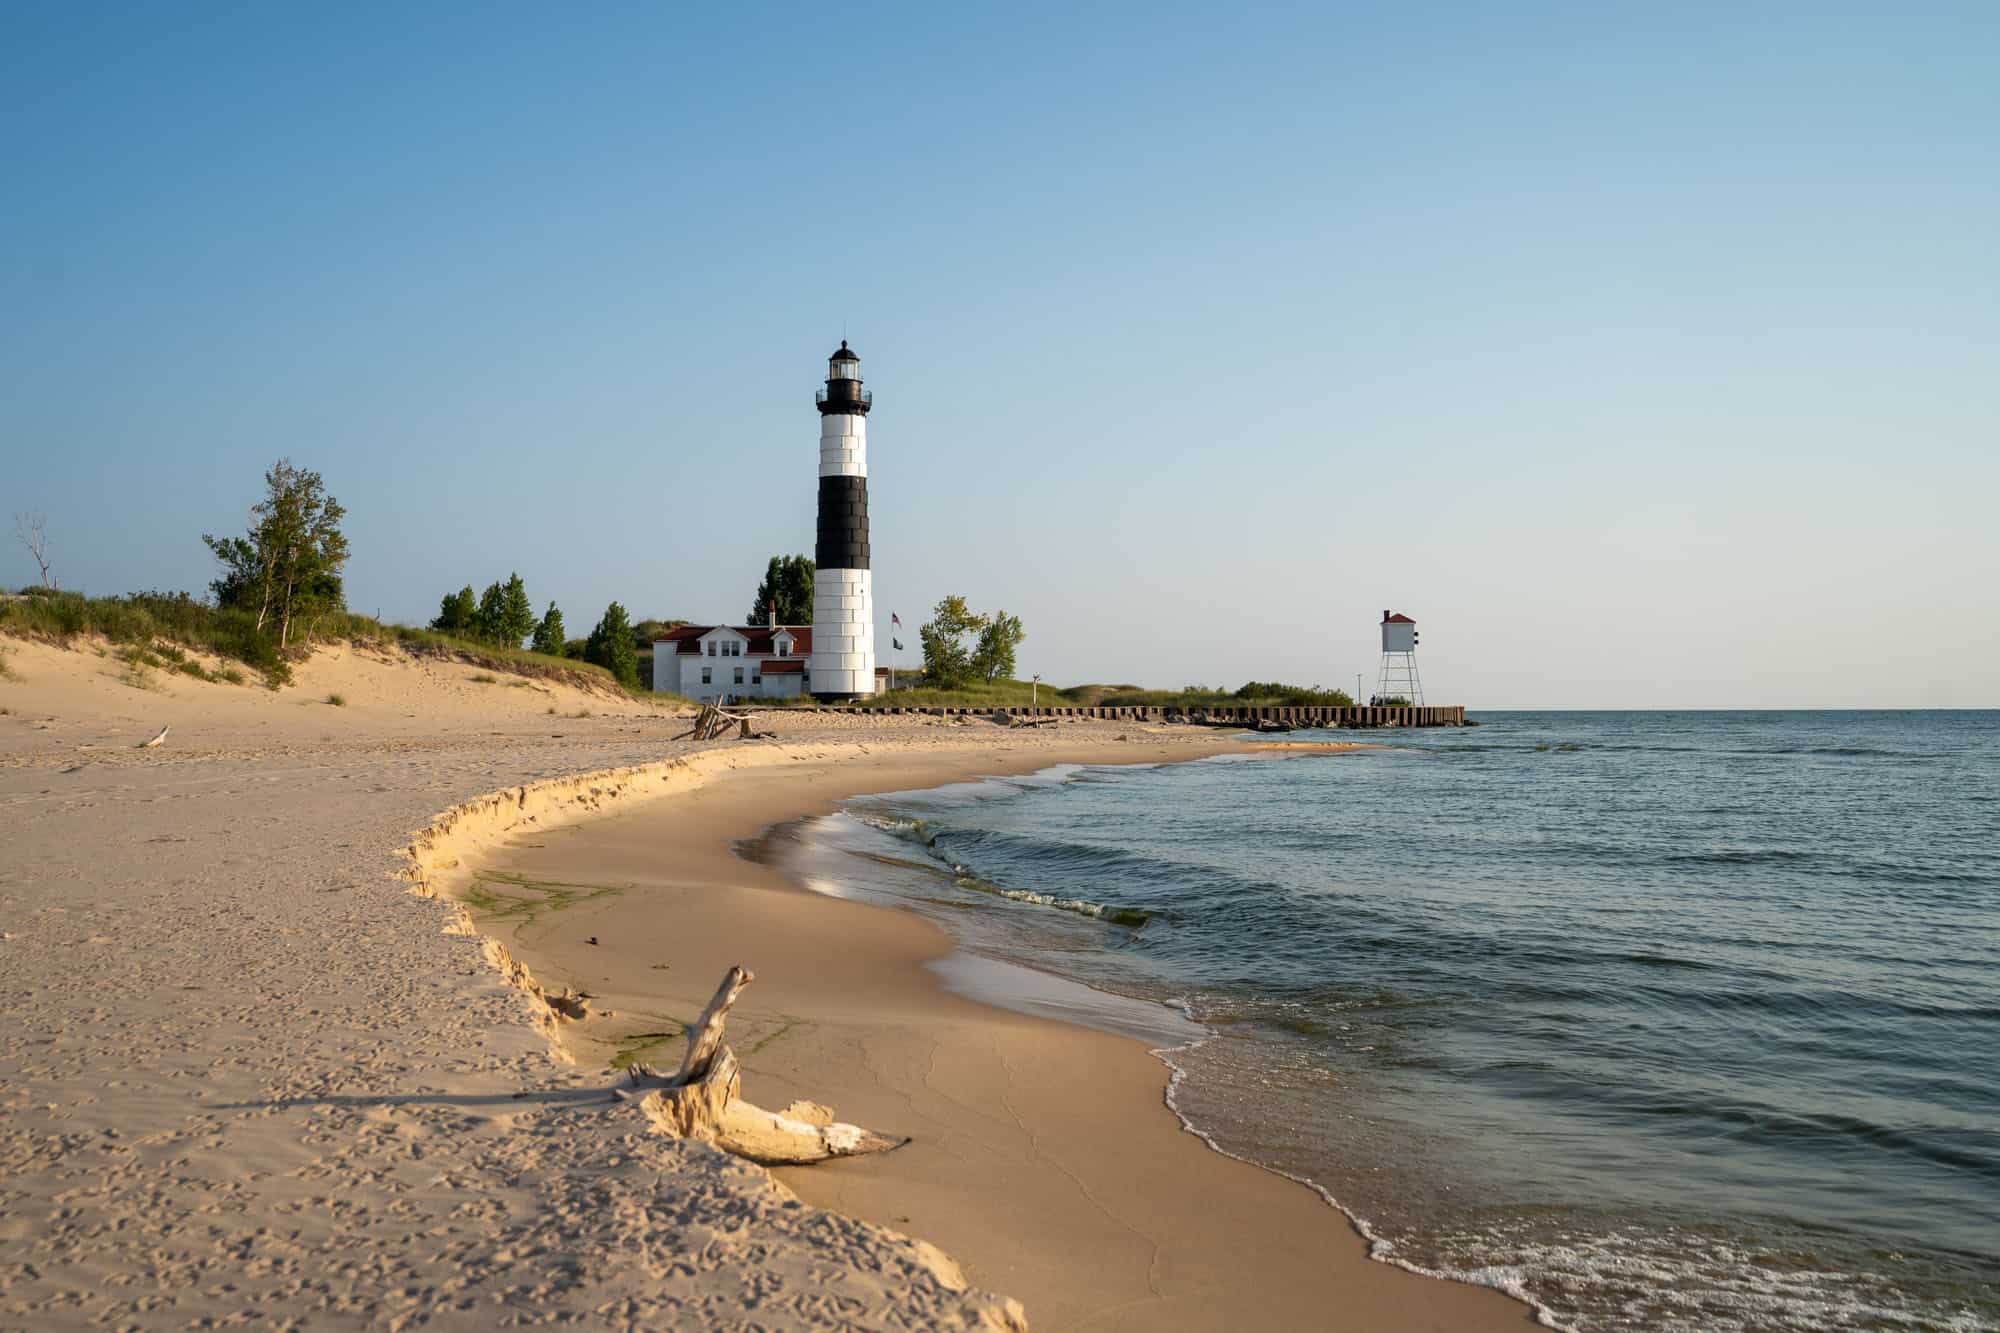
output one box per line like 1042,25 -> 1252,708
5,2 -> 1995,707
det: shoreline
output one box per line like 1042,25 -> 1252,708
474,726 -> 1538,1330
748,761 -> 1569,1325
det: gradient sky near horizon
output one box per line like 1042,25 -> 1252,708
5,2 -> 1996,707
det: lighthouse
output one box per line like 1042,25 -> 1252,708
809,341 -> 876,699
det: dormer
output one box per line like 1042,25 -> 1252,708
772,630 -> 797,658
701,626 -> 749,658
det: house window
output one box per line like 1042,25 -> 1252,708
706,642 -> 715,656
751,671 -> 761,685
733,667 -> 744,685
701,667 -> 712,685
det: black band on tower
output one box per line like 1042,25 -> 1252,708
814,475 -> 870,570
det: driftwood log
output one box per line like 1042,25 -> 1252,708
673,704 -> 753,742
637,965 -> 907,1166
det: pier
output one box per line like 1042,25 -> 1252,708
802,704 -> 1467,727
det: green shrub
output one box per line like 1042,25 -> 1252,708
0,588 -> 635,697
326,693 -> 346,707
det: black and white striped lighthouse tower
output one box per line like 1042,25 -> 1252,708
809,341 -> 875,700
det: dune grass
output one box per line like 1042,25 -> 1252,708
1,587 -> 633,696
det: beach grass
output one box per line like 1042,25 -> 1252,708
325,693 -> 346,707
1,587 -> 628,696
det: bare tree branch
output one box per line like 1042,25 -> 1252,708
13,512 -> 54,590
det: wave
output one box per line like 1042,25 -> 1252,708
948,872 -> 1154,928
838,830 -> 1158,929
811,741 -> 2000,1332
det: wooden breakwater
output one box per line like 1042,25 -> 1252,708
801,704 -> 1466,728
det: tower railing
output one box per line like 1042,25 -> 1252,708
815,386 -> 873,410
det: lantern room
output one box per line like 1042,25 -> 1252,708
816,340 -> 873,415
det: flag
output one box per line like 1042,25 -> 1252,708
891,612 -> 902,628
892,638 -> 904,651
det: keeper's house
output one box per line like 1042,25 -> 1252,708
654,620 -> 887,703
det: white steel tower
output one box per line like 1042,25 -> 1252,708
810,342 -> 876,699
1376,610 -> 1424,705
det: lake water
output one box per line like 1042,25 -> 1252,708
765,711 -> 1999,1331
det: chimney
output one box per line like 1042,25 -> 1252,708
1383,609 -> 1390,622
769,600 -> 778,630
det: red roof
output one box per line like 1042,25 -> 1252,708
1381,612 -> 1416,624
662,625 -> 813,656
761,659 -> 805,675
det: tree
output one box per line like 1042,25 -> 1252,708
918,596 -> 988,690
584,601 -> 639,688
748,554 -> 814,626
530,602 -> 566,656
202,459 -> 349,648
972,610 -> 1025,683
13,512 -> 54,589
473,582 -> 506,644
498,573 -> 535,648
632,618 -> 690,646
432,585 -> 478,636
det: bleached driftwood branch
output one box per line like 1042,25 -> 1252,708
638,965 -> 907,1166
673,703 -> 750,741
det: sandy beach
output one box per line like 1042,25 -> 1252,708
474,729 -> 1536,1331
1,634 -> 1530,1329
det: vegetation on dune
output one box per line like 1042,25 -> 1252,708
583,602 -> 640,689
917,595 -> 1027,689
0,588 -> 653,698
4,588 -> 298,685
431,572 -> 539,649
203,459 -> 350,650
4,461 -> 685,706
748,554 -> 814,626
432,586 -> 478,637
13,512 -> 56,590
530,602 -> 565,657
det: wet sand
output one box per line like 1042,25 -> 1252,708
481,730 -> 1537,1331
